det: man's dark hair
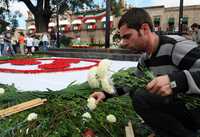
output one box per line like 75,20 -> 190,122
118,8 -> 153,31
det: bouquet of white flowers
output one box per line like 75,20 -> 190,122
87,59 -> 115,94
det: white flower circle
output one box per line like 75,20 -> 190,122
27,113 -> 38,121
82,112 -> 92,120
96,59 -> 111,78
101,77 -> 115,94
87,97 -> 97,110
0,88 -> 5,95
106,114 -> 117,123
87,67 -> 100,88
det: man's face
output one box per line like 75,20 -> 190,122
119,24 -> 146,52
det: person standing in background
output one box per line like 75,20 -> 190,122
3,27 -> 15,56
18,32 -> 25,55
41,32 -> 49,52
26,34 -> 34,56
191,23 -> 200,46
33,35 -> 40,52
0,34 -> 4,56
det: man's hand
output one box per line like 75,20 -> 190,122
146,75 -> 173,96
90,91 -> 106,104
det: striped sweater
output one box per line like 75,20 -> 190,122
108,35 -> 200,97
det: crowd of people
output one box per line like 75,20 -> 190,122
0,27 -> 57,56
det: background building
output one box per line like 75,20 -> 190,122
26,4 -> 200,44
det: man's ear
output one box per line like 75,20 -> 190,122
140,23 -> 151,34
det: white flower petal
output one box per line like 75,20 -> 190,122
27,113 -> 38,121
87,67 -> 100,88
82,112 -> 92,120
106,114 -> 117,123
97,59 -> 111,78
26,128 -> 29,134
101,77 -> 115,94
0,88 -> 5,95
87,97 -> 97,110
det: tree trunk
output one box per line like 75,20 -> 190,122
34,13 -> 50,33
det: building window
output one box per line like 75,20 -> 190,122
167,17 -> 175,32
154,16 -> 160,26
87,24 -> 93,29
168,17 -> 175,26
182,16 -> 188,25
73,25 -> 80,31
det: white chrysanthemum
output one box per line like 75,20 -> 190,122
87,67 -> 100,88
101,77 -> 115,94
106,114 -> 117,123
26,128 -> 29,134
97,59 -> 111,78
0,88 -> 5,95
82,112 -> 92,120
87,97 -> 97,110
27,113 -> 38,121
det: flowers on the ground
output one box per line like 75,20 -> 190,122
87,97 -> 97,110
9,59 -> 41,65
0,58 -> 99,73
96,59 -> 111,79
87,67 -> 100,88
26,128 -> 29,134
87,59 -> 115,94
106,114 -> 117,123
27,113 -> 38,121
82,112 -> 92,120
82,128 -> 96,137
0,88 -> 5,95
101,77 -> 115,94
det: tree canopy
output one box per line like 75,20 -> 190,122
2,0 -> 96,32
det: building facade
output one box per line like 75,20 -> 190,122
26,5 -> 200,44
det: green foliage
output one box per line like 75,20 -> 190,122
112,67 -> 154,90
0,83 -> 151,137
112,67 -> 200,110
59,35 -> 72,47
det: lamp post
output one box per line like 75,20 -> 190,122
105,0 -> 110,48
56,4 -> 60,48
56,5 -> 60,48
178,0 -> 183,34
56,0 -> 66,48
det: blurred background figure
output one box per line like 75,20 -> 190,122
18,32 -> 25,55
191,23 -> 200,46
33,35 -> 40,52
0,34 -> 4,56
26,34 -> 34,56
41,32 -> 49,52
3,26 -> 15,56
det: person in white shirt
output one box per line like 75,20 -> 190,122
26,34 -> 34,55
41,32 -> 49,52
33,35 -> 40,52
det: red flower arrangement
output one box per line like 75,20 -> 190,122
9,58 -> 41,65
82,128 -> 96,137
38,62 -> 71,70
0,58 -> 100,73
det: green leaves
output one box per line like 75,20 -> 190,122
112,67 -> 154,90
0,83 -> 151,137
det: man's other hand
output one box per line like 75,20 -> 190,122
146,75 -> 173,96
90,91 -> 106,104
